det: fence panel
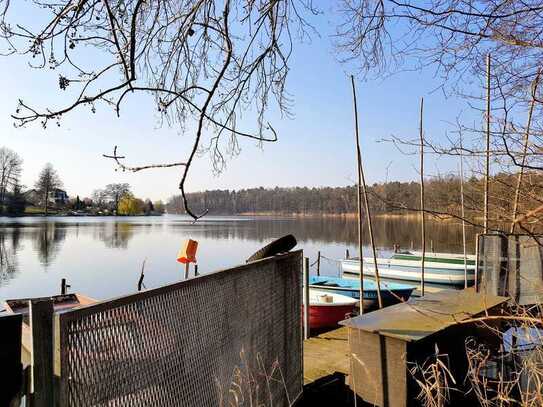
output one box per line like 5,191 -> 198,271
56,251 -> 303,406
478,234 -> 543,305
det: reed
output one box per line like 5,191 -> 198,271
410,302 -> 543,406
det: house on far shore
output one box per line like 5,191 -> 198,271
48,189 -> 69,205
23,189 -> 40,206
23,188 -> 69,207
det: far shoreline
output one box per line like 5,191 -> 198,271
167,211 -> 461,221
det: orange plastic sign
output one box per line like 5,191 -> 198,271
177,239 -> 198,264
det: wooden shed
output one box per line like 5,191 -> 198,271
340,288 -> 509,407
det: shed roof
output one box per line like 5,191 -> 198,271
340,288 -> 509,342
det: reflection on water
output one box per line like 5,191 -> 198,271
171,216 -> 478,252
94,223 -> 136,249
32,223 -> 67,267
0,229 -> 19,286
0,215 -> 478,303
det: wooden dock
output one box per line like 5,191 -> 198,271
302,327 -> 372,407
304,326 -> 350,384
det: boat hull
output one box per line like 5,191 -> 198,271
4,293 -> 96,316
307,289 -> 357,329
341,258 -> 475,286
308,303 -> 356,329
392,251 -> 476,266
308,276 -> 414,307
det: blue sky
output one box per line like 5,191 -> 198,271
0,5 -> 481,201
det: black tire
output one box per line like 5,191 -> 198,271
246,234 -> 297,262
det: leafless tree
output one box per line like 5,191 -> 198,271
35,163 -> 63,215
104,182 -> 131,214
335,0 -> 543,232
0,0 -> 317,220
0,146 -> 23,212
92,188 -> 108,208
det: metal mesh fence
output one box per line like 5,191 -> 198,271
56,251 -> 303,406
477,234 -> 543,305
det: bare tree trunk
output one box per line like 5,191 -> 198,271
44,184 -> 49,215
419,98 -> 426,296
351,75 -> 364,314
510,71 -> 541,233
484,54 -> 491,234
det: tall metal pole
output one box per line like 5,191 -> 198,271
351,75 -> 364,314
419,97 -> 426,296
484,54 -> 491,234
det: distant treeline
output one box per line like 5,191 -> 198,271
167,172 -> 543,221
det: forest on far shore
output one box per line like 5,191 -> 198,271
167,172 -> 543,224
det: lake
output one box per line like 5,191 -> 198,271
0,215 -> 478,305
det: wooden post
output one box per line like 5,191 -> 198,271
430,240 -> 434,253
60,278 -> 69,295
410,240 -> 414,251
303,256 -> 310,340
484,54 -> 491,234
0,314 -> 23,406
475,234 -> 481,291
316,251 -> 321,276
137,259 -> 146,292
351,75 -> 364,314
30,299 -> 54,407
459,139 -> 468,289
345,249 -> 350,259
419,97 -> 426,297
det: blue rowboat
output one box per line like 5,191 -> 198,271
341,257 -> 475,286
308,275 -> 415,307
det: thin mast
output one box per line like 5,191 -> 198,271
351,75 -> 365,314
459,137 -> 467,288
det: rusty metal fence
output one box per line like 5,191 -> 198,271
55,251 -> 303,406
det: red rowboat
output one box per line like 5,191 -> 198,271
308,289 -> 357,329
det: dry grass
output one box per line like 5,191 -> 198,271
410,303 -> 543,407
409,345 -> 457,407
217,349 -> 291,407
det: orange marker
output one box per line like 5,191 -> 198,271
177,239 -> 198,279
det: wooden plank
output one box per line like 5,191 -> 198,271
0,314 -> 23,406
30,299 -> 54,407
21,322 -> 32,367
348,329 -> 407,407
341,288 -> 509,342
304,327 -> 350,384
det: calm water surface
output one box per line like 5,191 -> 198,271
0,215 -> 478,304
